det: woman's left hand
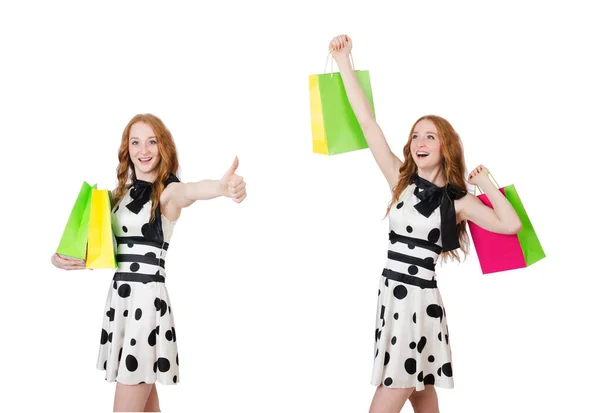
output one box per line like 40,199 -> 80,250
467,164 -> 490,187
220,157 -> 247,203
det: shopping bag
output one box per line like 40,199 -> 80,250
468,174 -> 545,274
86,188 -> 117,269
309,54 -> 375,155
56,181 -> 96,260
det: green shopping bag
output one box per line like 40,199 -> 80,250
309,54 -> 375,155
503,184 -> 546,266
56,181 -> 96,260
468,173 -> 545,274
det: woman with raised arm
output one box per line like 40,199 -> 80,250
51,113 -> 247,412
328,35 -> 521,413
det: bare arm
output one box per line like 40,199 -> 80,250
457,165 -> 522,234
330,35 -> 402,189
160,157 -> 247,220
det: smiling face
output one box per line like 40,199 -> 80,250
128,121 -> 160,178
410,119 -> 442,169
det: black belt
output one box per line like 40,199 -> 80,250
113,272 -> 165,283
382,268 -> 437,289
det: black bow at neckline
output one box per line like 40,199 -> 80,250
125,174 -> 180,214
412,175 -> 467,252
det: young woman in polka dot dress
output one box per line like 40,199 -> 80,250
328,35 -> 523,413
51,113 -> 247,412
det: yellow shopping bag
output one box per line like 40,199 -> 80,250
86,189 -> 117,269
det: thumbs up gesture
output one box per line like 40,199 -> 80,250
220,157 -> 247,203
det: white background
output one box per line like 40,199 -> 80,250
1,0 -> 597,412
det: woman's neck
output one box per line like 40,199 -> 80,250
417,167 -> 446,187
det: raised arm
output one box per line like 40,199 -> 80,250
160,157 -> 247,221
456,165 -> 522,234
329,34 -> 402,189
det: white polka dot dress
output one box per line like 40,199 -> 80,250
371,177 -> 465,391
96,177 -> 180,385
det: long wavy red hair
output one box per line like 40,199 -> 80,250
386,115 -> 469,262
113,114 -> 179,222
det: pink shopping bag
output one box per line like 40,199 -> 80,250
468,187 -> 526,274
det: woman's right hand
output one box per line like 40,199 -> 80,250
329,34 -> 352,63
51,253 -> 88,270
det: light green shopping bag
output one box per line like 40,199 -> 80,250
56,181 -> 96,260
309,54 -> 375,155
503,184 -> 546,266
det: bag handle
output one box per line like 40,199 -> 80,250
473,170 -> 500,196
324,52 -> 356,78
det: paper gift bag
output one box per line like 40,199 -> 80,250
468,176 -> 545,274
56,181 -> 96,260
309,54 -> 375,155
86,188 -> 117,269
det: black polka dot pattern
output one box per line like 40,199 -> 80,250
409,342 -> 416,350
406,226 -> 413,233
428,228 -> 441,243
417,336 -> 427,353
148,328 -> 157,347
118,284 -> 131,298
126,355 -> 138,372
384,352 -> 390,366
427,304 -> 443,320
154,298 -> 168,316
384,377 -> 393,386
157,358 -> 170,373
100,329 -> 108,345
391,336 -> 397,345
441,363 -> 453,377
106,308 -> 115,322
423,374 -> 435,385
428,355 -> 435,362
405,358 -> 417,374
100,180 -> 225,385
393,285 -> 407,300
408,265 -> 418,275
394,313 -> 399,320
